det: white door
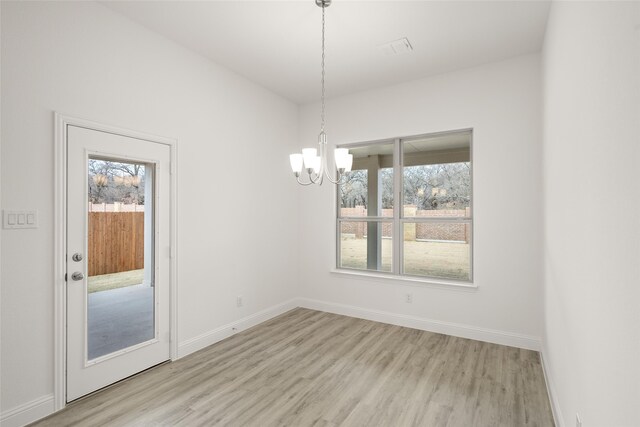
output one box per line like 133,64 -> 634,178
66,125 -> 171,401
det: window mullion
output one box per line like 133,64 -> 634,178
393,138 -> 402,275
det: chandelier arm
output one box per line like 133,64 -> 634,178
317,131 -> 348,185
296,175 -> 315,186
308,170 -> 322,185
323,168 -> 347,185
315,133 -> 328,185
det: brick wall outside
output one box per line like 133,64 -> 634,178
340,207 -> 368,238
340,206 -> 470,242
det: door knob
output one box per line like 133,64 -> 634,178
71,272 -> 84,281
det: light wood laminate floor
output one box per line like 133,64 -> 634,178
33,308 -> 554,426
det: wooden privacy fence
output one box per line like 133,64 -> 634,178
88,212 -> 144,276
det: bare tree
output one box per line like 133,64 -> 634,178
340,162 -> 470,212
340,170 -> 367,208
403,163 -> 470,210
88,160 -> 146,204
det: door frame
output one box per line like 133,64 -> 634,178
53,113 -> 178,411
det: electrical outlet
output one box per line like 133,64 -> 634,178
405,293 -> 413,303
236,296 -> 243,307
576,413 -> 582,427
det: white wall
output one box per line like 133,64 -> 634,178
297,54 -> 544,345
542,2 -> 640,426
1,0 -> 299,418
11,2 -> 639,425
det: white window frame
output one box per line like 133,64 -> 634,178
335,128 -> 474,288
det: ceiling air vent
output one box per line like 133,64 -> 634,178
379,38 -> 413,56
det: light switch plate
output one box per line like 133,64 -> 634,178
3,210 -> 38,229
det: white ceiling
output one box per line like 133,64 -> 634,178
102,0 -> 551,104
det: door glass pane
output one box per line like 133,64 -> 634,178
403,222 -> 471,281
87,158 -> 154,360
339,220 -> 393,272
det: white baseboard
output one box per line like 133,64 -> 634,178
1,394 -> 55,427
540,347 -> 564,427
298,298 -> 542,351
177,298 -> 299,358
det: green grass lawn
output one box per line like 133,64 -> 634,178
340,238 -> 470,280
87,269 -> 144,293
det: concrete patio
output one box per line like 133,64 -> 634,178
87,282 -> 154,360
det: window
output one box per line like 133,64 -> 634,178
337,129 -> 472,283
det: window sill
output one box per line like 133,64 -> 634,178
330,268 -> 478,292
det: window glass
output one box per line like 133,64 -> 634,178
339,221 -> 393,272
403,134 -> 470,218
402,222 -> 471,280
380,168 -> 393,217
336,130 -> 473,283
338,142 -> 394,217
339,170 -> 368,214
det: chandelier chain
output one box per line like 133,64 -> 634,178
321,2 -> 325,132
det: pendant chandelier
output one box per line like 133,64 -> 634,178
289,0 -> 352,186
